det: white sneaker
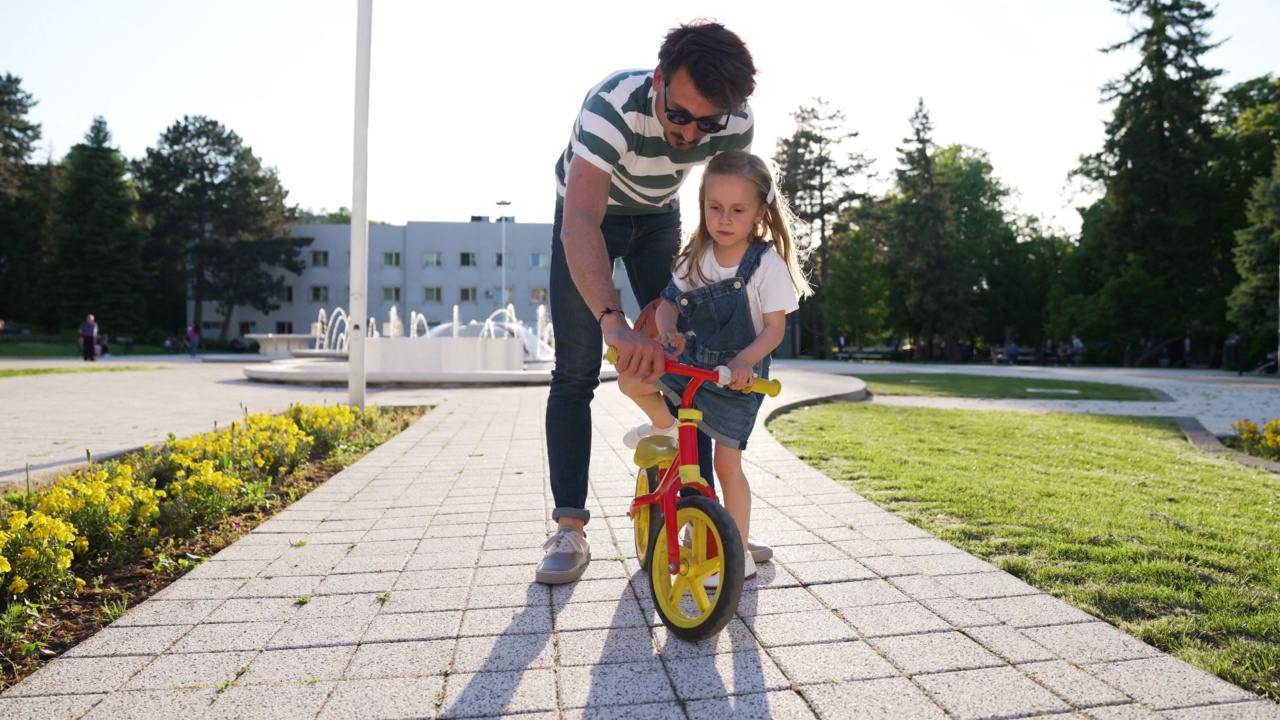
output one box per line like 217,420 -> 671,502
702,550 -> 756,590
623,421 -> 678,449
682,526 -> 772,565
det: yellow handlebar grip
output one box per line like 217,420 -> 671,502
749,377 -> 782,397
604,346 -> 619,365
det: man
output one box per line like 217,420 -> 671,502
538,20 -> 757,584
78,314 -> 98,362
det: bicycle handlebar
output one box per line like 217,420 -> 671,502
604,345 -> 781,398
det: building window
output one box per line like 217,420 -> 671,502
460,252 -> 476,267
423,251 -> 442,268
201,321 -> 223,332
424,287 -> 442,302
310,250 -> 329,267
383,287 -> 400,302
279,285 -> 293,302
460,287 -> 477,302
383,251 -> 401,267
311,286 -> 329,302
239,321 -> 256,336
495,252 -> 504,268
275,321 -> 294,334
529,287 -> 548,304
529,253 -> 550,268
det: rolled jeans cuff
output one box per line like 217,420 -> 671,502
552,507 -> 591,524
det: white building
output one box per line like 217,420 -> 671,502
192,218 -> 643,338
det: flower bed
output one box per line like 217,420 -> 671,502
0,404 -> 422,684
1229,419 -> 1280,462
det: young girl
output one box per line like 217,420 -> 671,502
618,150 -> 812,580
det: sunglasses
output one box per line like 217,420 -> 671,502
662,83 -> 730,135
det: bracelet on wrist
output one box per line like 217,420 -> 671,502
597,307 -> 623,324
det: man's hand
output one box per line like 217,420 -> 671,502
603,316 -> 666,383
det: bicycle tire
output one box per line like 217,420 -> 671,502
633,466 -> 661,571
647,495 -> 744,642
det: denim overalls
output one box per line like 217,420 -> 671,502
657,240 -> 772,450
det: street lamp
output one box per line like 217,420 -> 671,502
496,200 -> 511,306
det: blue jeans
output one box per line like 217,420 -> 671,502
546,202 -> 714,524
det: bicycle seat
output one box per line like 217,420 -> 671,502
633,435 -> 679,469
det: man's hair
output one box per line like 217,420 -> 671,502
658,20 -> 756,111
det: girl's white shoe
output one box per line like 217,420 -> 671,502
702,550 -> 756,590
623,421 -> 679,449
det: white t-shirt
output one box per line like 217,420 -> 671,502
671,244 -> 800,336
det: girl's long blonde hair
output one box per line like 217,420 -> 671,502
673,151 -> 813,298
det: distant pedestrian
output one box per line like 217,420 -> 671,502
78,314 -> 98,362
187,324 -> 200,358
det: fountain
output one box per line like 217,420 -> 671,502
243,303 -> 611,386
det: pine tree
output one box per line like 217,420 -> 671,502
0,74 -> 44,324
1227,149 -> 1280,356
54,118 -> 147,335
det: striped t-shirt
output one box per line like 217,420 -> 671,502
554,69 -> 754,214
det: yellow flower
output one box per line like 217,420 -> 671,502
7,510 -> 28,531
20,547 -> 37,560
56,548 -> 73,570
9,576 -> 28,594
75,577 -> 86,590
0,555 -> 10,574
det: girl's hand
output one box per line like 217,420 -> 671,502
727,357 -> 755,391
658,331 -> 686,358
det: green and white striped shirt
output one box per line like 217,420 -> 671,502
555,69 -> 753,214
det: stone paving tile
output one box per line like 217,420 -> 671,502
1087,704 -> 1165,719
395,567 -> 475,591
857,554 -> 920,577
665,649 -> 792,700
784,559 -> 878,585
1088,656 -> 1260,710
964,624 -> 1059,664
82,688 -> 219,720
438,668 -> 557,718
934,570 -> 1043,600
0,694 -> 105,719
808,578 -> 912,609
294,593 -> 384,621
329,553 -> 410,574
855,522 -> 935,541
560,701 -> 686,719
151,577 -> 245,602
470,563 -> 538,587
872,631 -> 1005,675
768,639 -> 898,685
377,586 -> 469,614
743,561 -> 804,590
551,577 -> 635,607
109,597 -> 223,627
342,639 -> 454,679
906,552 -> 1002,576
843,601 -> 952,638
469,581 -> 552,610
878,537 -> 966,557
122,650 -> 256,690
1,654 -> 152,696
1155,703 -> 1280,719
263,553 -> 346,577
450,632 -> 555,674
240,645 -> 356,683
554,597 -> 647,632
362,526 -> 427,543
210,680 -> 334,719
267,615 -> 372,649
314,571 -> 396,596
801,676 -> 949,719
977,593 -> 1100,628
557,658 -> 676,709
888,574 -> 956,600
556,627 -> 659,667
768,543 -> 850,563
345,539 -> 418,557
918,596 -> 1001,629
652,618 -> 758,659
61,624 -> 190,658
1022,622 -> 1162,664
231,574 -> 323,599
170,621 -> 283,653
458,605 -> 553,637
736,586 -> 827,617
915,666 -> 1072,719
744,609 -> 858,647
1016,660 -> 1134,708
298,530 -> 366,545
476,547 -> 545,567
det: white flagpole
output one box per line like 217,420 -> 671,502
348,0 -> 372,407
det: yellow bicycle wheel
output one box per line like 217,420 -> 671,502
633,466 -> 661,571
647,495 -> 744,642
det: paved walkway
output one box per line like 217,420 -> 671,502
1,357 -> 1278,718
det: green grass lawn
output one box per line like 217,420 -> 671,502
0,366 -> 158,379
769,402 -> 1280,702
852,372 -> 1158,401
0,341 -> 167,358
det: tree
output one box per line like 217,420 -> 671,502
134,116 -> 306,338
773,99 -> 871,357
0,74 -> 44,324
1227,149 -> 1280,359
54,118 -> 148,335
884,99 -> 966,359
1068,0 -> 1226,365
823,218 -> 890,350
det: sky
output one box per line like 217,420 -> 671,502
2,1 -> 1278,238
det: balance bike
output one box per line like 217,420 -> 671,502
605,346 -> 780,641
